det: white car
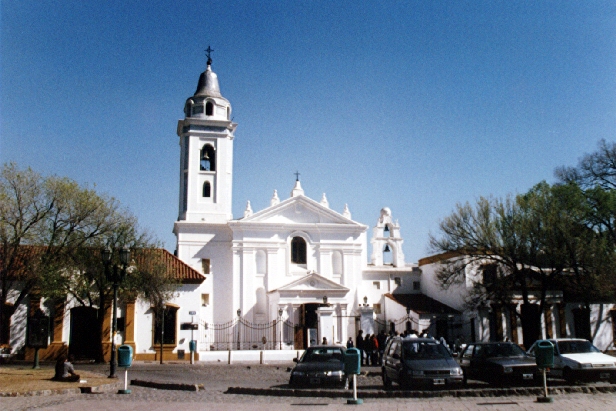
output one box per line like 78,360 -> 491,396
527,338 -> 616,384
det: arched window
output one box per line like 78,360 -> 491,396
200,145 -> 216,171
384,224 -> 391,237
383,243 -> 392,264
203,181 -> 211,197
291,237 -> 307,264
205,101 -> 214,116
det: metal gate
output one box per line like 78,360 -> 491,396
200,318 -> 295,350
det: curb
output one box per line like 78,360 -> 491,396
225,384 -> 616,399
0,381 -> 122,397
130,379 -> 203,391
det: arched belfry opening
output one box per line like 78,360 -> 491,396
200,145 -> 216,171
205,101 -> 214,116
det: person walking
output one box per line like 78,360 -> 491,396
355,330 -> 365,366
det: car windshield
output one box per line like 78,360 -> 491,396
479,343 -> 526,358
557,340 -> 600,354
301,347 -> 344,363
402,341 -> 451,360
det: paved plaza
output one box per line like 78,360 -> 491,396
2,362 -> 615,411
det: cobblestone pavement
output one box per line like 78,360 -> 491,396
2,362 -> 615,411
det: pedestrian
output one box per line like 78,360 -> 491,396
365,334 -> 374,366
356,330 -> 365,365
370,334 -> 379,365
53,354 -> 80,382
322,337 -> 328,345
346,337 -> 354,349
377,330 -> 387,364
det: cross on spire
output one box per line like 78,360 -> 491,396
294,171 -> 301,181
205,45 -> 214,65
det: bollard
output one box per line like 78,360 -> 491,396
344,348 -> 363,405
534,340 -> 554,403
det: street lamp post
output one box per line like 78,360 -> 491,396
101,247 -> 130,379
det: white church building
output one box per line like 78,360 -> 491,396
167,56 -> 460,356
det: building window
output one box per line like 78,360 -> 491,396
153,306 -> 178,345
413,281 -> 420,291
203,181 -> 211,197
200,145 -> 216,171
373,304 -> 382,314
482,264 -> 497,287
373,281 -> 380,290
201,294 -> 210,306
394,277 -> 401,286
202,259 -> 210,274
291,237 -> 307,264
205,101 -> 214,116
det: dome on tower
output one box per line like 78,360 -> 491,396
183,57 -> 231,121
194,63 -> 222,98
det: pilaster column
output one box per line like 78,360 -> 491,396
124,300 -> 136,351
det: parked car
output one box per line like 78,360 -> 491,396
289,345 -> 348,388
527,338 -> 616,384
382,337 -> 464,389
458,342 -> 538,386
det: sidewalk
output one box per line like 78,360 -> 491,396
0,363 -> 120,397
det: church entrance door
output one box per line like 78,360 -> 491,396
294,303 -> 320,349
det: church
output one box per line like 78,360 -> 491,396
165,55 -> 461,356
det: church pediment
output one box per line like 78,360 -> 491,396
270,272 -> 350,294
240,195 -> 364,226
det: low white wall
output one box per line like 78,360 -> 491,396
198,349 -> 304,363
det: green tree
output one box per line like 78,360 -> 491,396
0,163 -> 177,361
429,181 -> 615,347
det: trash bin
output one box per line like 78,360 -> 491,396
535,340 -> 554,369
117,345 -> 134,368
189,340 -> 197,352
344,348 -> 361,375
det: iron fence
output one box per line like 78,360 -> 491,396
199,318 -> 295,350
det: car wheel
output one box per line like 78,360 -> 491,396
563,368 -> 576,385
382,370 -> 392,388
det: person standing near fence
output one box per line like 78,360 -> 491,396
355,330 -> 365,365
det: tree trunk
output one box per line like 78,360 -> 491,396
520,303 -> 541,349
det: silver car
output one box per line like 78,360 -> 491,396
527,338 -> 616,384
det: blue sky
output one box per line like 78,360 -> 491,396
2,1 -> 615,262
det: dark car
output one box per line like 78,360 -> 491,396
382,337 -> 464,389
289,345 -> 348,388
458,342 -> 538,386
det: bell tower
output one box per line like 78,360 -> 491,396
371,207 -> 406,267
176,51 -> 237,223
